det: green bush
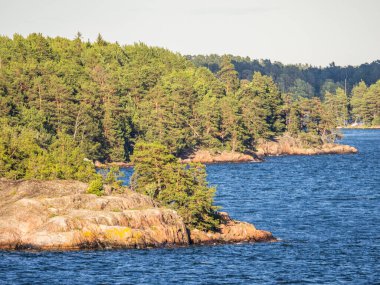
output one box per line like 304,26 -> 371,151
87,175 -> 104,196
372,115 -> 380,126
24,132 -> 97,182
298,132 -> 322,147
105,166 -> 124,190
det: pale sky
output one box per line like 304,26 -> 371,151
1,0 -> 379,66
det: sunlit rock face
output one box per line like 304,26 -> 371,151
0,179 -> 275,250
256,135 -> 358,156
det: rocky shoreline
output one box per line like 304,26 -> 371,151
0,179 -> 276,250
255,136 -> 358,157
338,125 -> 380,129
179,138 -> 357,164
95,136 -> 358,167
180,150 -> 262,164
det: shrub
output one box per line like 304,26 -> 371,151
298,132 -> 322,147
0,119 -> 44,180
105,166 -> 124,190
87,175 -> 104,196
372,115 -> 380,126
24,132 -> 97,182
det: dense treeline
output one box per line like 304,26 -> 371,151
0,33 -> 372,176
1,34 -> 378,231
188,54 -> 380,100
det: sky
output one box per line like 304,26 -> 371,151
1,0 -> 379,67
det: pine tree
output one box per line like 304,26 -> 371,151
250,72 -> 285,139
131,141 -> 220,231
363,80 -> 380,125
288,103 -> 302,136
350,81 -> 367,123
219,95 -> 245,152
217,56 -> 239,94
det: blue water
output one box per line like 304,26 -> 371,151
1,130 -> 379,284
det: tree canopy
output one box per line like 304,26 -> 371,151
188,54 -> 380,99
0,32 -> 378,178
1,33 -> 378,232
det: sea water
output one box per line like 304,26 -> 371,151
1,129 -> 379,284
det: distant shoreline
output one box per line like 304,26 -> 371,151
96,138 -> 359,168
337,125 -> 380,129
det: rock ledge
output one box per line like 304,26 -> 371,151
0,179 -> 275,250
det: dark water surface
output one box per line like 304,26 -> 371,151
1,130 -> 379,284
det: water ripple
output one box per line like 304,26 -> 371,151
0,130 -> 379,284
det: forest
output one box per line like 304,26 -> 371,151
188,54 -> 380,99
0,33 -> 379,175
0,33 -> 379,231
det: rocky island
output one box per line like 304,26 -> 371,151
254,135 -> 358,157
0,179 -> 275,250
180,135 -> 358,164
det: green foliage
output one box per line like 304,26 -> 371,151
0,118 -> 43,179
350,80 -> 380,126
289,79 -> 315,100
282,97 -> 339,144
131,142 -> 177,197
364,80 -> 380,126
87,167 -> 125,196
324,88 -> 348,126
320,79 -> 342,98
287,103 -> 302,136
104,166 -> 122,184
217,56 -> 239,94
372,115 -> 380,125
219,95 -> 245,151
238,72 -> 285,142
103,166 -> 124,192
0,118 -> 97,182
131,141 -> 220,231
0,32 -> 362,178
350,81 -> 367,123
25,132 -> 97,181
298,132 -> 322,147
87,174 -> 104,196
189,54 -> 380,99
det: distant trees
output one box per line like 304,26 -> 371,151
324,88 -> 349,127
350,81 -> 368,123
288,79 -> 315,100
350,80 -> 380,125
188,54 -> 380,100
217,56 -> 240,94
190,54 -> 380,127
320,79 -> 342,98
236,72 -> 285,147
365,81 -> 380,125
